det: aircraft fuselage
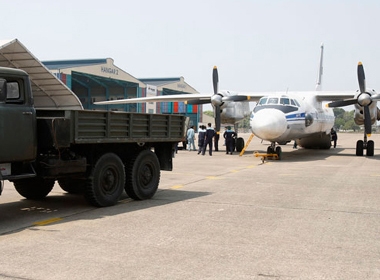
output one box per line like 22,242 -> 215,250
250,93 -> 335,146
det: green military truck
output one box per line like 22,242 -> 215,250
0,67 -> 187,207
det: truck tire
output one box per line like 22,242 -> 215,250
13,177 -> 55,200
125,150 -> 160,200
85,153 -> 125,207
58,178 -> 86,194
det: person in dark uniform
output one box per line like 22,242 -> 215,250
197,125 -> 206,154
331,128 -> 338,148
202,123 -> 215,156
214,127 -> 220,151
223,126 -> 236,155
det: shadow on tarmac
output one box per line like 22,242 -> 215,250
0,189 -> 211,236
242,146 -> 380,163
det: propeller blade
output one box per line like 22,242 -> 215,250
222,95 -> 251,102
364,105 -> 372,135
370,93 -> 380,101
185,99 -> 211,105
326,99 -> 357,108
215,105 -> 221,133
358,62 -> 366,93
212,66 -> 218,95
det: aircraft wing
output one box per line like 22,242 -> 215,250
315,91 -> 356,102
94,93 -> 213,105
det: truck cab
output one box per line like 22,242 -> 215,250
0,67 -> 36,169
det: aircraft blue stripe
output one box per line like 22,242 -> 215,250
286,112 -> 306,120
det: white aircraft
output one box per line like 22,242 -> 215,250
247,45 -> 380,158
95,45 -> 380,157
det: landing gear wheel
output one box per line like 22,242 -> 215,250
14,177 -> 55,200
356,140 -> 364,156
85,153 -> 125,207
125,150 -> 160,200
58,178 -> 86,194
275,146 -> 282,160
267,147 -> 274,154
367,140 -> 374,156
235,137 -> 245,152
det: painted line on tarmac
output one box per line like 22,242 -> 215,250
33,217 -> 63,226
171,185 -> 183,189
206,176 -> 223,180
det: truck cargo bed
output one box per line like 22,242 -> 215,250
36,110 -> 187,148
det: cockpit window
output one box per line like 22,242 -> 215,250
290,99 -> 296,106
258,97 -> 267,105
280,98 -> 290,105
267,98 -> 278,104
293,99 -> 301,107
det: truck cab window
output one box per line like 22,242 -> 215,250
7,82 -> 20,99
5,79 -> 24,104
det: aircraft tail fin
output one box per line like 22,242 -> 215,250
315,43 -> 324,91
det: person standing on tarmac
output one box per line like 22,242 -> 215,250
214,127 -> 220,151
330,127 -> 338,148
197,125 -> 206,154
187,126 -> 196,151
202,123 -> 215,156
223,126 -> 236,155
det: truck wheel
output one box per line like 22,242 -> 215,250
58,178 -> 86,194
85,153 -> 125,207
14,177 -> 55,200
125,150 -> 160,200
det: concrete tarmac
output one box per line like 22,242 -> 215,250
0,133 -> 380,279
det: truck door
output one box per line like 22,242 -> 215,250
0,78 -> 36,163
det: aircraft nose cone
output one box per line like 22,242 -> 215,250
250,109 -> 287,140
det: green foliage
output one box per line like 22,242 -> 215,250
204,110 -> 214,117
333,108 -> 360,131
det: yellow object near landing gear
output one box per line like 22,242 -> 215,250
254,152 -> 279,163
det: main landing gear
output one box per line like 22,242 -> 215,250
356,133 -> 374,156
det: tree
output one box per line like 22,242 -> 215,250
333,109 -> 360,131
204,110 -> 214,117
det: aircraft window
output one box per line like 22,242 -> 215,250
258,97 -> 267,105
280,98 -> 290,105
294,99 -> 301,107
290,99 -> 296,106
267,98 -> 278,104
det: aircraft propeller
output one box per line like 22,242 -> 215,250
209,66 -> 251,133
212,66 -> 221,133
327,62 -> 380,135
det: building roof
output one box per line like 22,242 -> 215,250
139,77 -> 199,94
0,39 -> 83,110
43,59 -> 108,70
139,77 -> 182,87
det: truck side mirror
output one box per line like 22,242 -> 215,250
0,78 -> 6,102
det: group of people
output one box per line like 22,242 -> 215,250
186,123 -> 236,156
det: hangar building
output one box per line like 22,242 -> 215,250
43,58 -> 202,127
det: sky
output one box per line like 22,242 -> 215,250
2,0 -> 380,108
